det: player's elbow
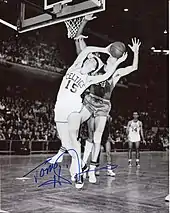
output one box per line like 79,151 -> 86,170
132,62 -> 139,71
130,66 -> 138,73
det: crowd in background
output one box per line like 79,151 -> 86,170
0,33 -> 66,72
0,32 -> 128,85
0,29 -> 168,153
0,85 -> 168,153
0,95 -> 58,143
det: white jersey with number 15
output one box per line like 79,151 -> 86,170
57,67 -> 88,102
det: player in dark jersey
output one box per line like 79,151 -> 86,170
70,15 -> 140,184
83,38 -> 141,183
82,72 -> 117,182
74,15 -> 141,183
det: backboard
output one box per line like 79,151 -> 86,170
0,0 -> 105,34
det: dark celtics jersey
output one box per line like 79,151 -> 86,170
89,67 -> 115,100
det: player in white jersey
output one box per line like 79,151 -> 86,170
51,43 -> 127,188
126,112 -> 146,167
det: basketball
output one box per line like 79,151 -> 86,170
109,42 -> 126,58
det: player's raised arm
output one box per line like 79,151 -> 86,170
114,38 -> 141,77
72,45 -> 111,69
74,14 -> 96,54
75,35 -> 88,55
86,52 -> 128,86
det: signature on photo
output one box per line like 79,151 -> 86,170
23,149 -> 118,188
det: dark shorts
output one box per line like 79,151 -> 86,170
83,93 -> 111,117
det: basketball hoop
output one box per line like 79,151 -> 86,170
64,16 -> 84,39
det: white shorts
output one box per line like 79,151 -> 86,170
128,137 -> 141,143
54,96 -> 83,123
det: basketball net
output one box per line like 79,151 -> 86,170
64,16 -> 84,39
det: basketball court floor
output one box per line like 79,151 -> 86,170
0,151 -> 169,213
0,1 -> 168,213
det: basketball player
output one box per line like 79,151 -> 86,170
92,115 -> 116,177
51,43 -> 127,188
83,37 -> 141,183
73,15 -> 116,178
126,112 -> 146,167
72,15 -> 141,183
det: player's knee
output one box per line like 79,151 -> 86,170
106,151 -> 110,156
69,126 -> 76,134
128,143 -> 133,149
68,124 -> 78,137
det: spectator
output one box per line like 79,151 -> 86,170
15,130 -> 23,141
0,129 -> 5,140
5,128 -> 13,141
0,34 -> 66,73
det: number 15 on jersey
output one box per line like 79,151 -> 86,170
65,80 -> 78,93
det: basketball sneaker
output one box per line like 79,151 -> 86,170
136,159 -> 140,168
128,160 -> 132,167
75,174 -> 84,189
107,165 -> 116,176
107,170 -> 116,177
165,194 -> 170,202
71,175 -> 76,182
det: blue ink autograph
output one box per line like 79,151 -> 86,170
23,149 -> 118,188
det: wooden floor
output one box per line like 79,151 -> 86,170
0,151 -> 169,213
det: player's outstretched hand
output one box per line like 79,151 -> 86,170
74,34 -> 88,40
128,38 -> 141,53
85,14 -> 97,21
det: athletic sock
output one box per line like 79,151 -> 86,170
90,163 -> 96,171
136,159 -> 140,164
89,162 -> 97,183
107,164 -> 112,171
136,159 -> 140,168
